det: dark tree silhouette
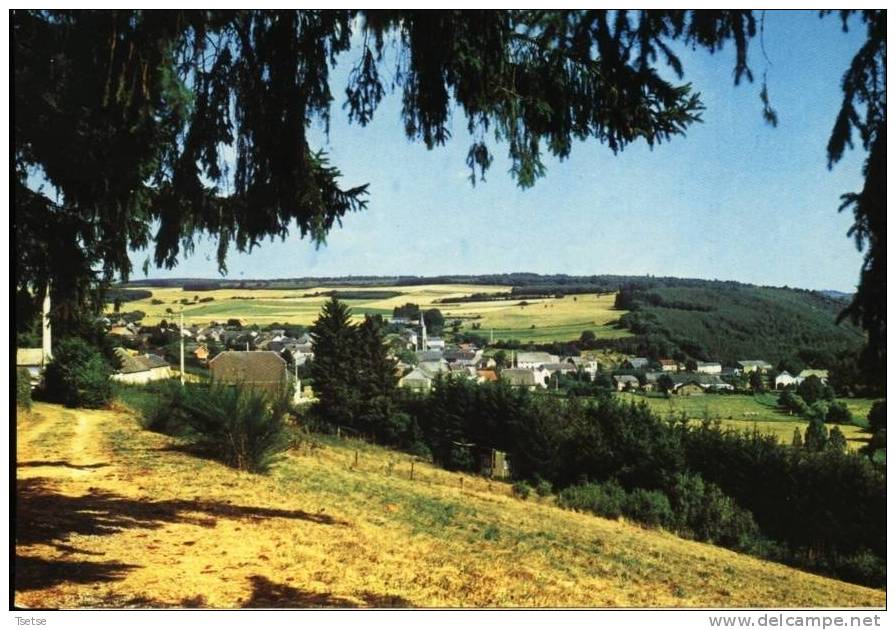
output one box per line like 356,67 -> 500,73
13,10 -> 885,374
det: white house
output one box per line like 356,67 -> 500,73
564,356 -> 598,379
738,360 -> 773,373
775,371 -> 798,389
695,361 -> 722,374
399,367 -> 434,392
425,337 -> 446,351
110,349 -> 173,384
613,374 -> 640,391
795,369 -> 830,385
623,357 -> 649,370
516,351 -> 559,369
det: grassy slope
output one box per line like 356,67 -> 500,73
616,393 -> 876,450
15,402 -> 884,608
111,285 -> 630,343
625,285 -> 864,364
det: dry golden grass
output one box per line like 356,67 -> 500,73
15,402 -> 884,609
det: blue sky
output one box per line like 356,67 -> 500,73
131,10 -> 869,291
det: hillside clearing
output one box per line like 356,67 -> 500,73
15,402 -> 883,608
616,393 -> 876,450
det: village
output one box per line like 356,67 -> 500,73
16,298 -> 831,402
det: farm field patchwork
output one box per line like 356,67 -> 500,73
616,393 -> 877,451
15,402 -> 884,608
113,285 -> 631,343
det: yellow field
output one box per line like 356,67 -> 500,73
15,402 -> 884,608
113,285 -> 630,343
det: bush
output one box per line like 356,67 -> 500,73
825,401 -> 852,424
41,337 -> 113,408
826,426 -> 848,454
144,383 -> 291,473
867,400 -> 885,434
535,477 -> 553,497
16,367 -> 33,410
804,417 -> 829,451
829,550 -> 886,588
778,390 -> 808,416
139,380 -> 193,436
622,488 -> 674,528
557,480 -> 627,519
512,480 -> 532,500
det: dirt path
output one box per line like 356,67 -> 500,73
17,406 -> 115,485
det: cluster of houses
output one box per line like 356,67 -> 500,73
103,317 -> 316,368
393,314 -> 595,391
610,357 -> 829,395
18,302 -> 831,405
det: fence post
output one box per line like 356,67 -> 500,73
354,450 -> 359,467
410,460 -> 415,481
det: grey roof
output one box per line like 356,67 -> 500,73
416,350 -> 444,362
516,352 -> 557,365
625,357 -> 649,368
502,368 -> 537,386
614,374 -> 640,384
115,348 -> 169,374
209,351 -> 287,385
671,373 -> 725,386
401,367 -> 434,383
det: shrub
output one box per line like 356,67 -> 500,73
622,488 -> 674,528
867,400 -> 885,434
778,390 -> 808,416
16,367 -> 33,410
147,383 -> 291,473
139,380 -> 193,436
557,480 -> 626,519
512,480 -> 532,500
829,550 -> 886,588
535,477 -> 553,497
825,401 -> 852,424
826,426 -> 848,454
804,417 -> 829,451
806,401 -> 830,422
41,337 -> 113,408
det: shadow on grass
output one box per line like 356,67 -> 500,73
15,555 -> 139,592
15,477 -> 349,593
18,460 -> 110,470
242,575 -> 414,609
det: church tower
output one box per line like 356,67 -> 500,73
419,313 -> 427,351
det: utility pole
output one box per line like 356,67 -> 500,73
179,309 -> 185,386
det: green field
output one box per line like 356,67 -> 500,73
616,392 -> 877,451
114,284 -> 632,343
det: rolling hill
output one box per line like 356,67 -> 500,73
15,402 -> 884,608
615,283 -> 864,365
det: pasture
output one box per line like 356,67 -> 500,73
113,284 -> 631,343
616,392 -> 877,451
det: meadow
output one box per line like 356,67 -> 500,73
616,392 -> 877,451
15,402 -> 884,608
114,284 -> 631,343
